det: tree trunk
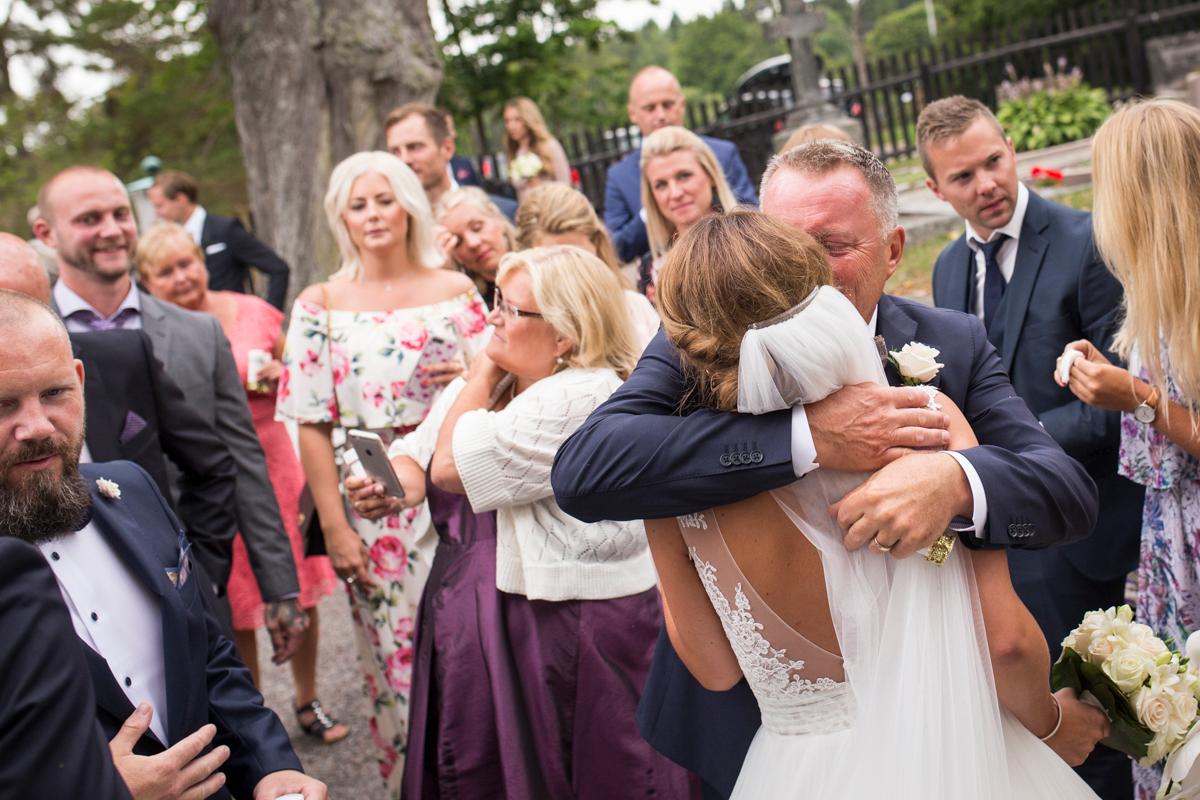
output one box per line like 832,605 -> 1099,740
208,0 -> 443,300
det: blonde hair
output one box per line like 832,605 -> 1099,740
1093,98 -> 1200,411
639,126 -> 737,259
323,151 -> 444,282
779,123 -> 853,153
502,97 -> 557,178
434,186 -> 518,295
495,245 -> 640,379
916,95 -> 1005,179
134,222 -> 204,282
656,209 -> 832,410
514,183 -> 629,287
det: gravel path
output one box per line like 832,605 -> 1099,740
255,590 -> 387,799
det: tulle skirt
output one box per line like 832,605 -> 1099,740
731,712 -> 1098,799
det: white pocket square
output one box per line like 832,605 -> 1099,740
205,242 -> 228,255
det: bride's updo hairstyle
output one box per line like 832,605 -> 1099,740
656,209 -> 832,411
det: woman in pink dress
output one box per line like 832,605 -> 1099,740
136,221 -> 346,743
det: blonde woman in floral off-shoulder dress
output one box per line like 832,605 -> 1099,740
276,151 -> 490,795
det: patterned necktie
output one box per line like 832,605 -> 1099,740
70,307 -> 138,331
979,234 -> 1011,326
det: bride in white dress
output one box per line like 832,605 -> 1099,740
644,210 -> 1108,799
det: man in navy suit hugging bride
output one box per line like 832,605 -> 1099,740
0,288 -> 326,799
553,140 -> 1109,798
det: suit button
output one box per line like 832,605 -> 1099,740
719,453 -> 732,467
91,612 -> 99,622
751,451 -> 763,464
50,552 -> 60,561
124,677 -> 132,687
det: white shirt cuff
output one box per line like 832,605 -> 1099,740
639,207 -> 648,224
791,404 -> 819,478
944,451 -> 987,537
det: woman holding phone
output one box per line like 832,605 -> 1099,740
347,246 -> 690,798
276,151 -> 490,796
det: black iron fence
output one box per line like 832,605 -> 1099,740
477,0 -> 1200,212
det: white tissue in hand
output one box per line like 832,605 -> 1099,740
1058,348 -> 1082,385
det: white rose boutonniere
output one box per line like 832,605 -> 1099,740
888,341 -> 945,385
96,477 -> 121,500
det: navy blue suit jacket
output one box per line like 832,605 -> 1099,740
0,537 -> 131,799
201,213 -> 291,310
552,294 -> 1098,796
450,154 -> 482,187
76,461 -> 301,798
932,190 -> 1143,634
603,135 -> 758,263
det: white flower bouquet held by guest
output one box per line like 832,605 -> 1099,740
1053,99 -> 1200,800
502,96 -> 571,199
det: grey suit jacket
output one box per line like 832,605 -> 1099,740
138,292 -> 299,600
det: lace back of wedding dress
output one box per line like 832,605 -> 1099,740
677,511 -> 854,735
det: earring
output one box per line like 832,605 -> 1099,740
554,355 -> 567,373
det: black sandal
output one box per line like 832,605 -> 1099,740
295,699 -> 350,744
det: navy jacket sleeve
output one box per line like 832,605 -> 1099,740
952,312 -> 1098,549
552,329 -> 794,521
142,332 -> 240,588
1036,244 -> 1125,459
719,143 -> 758,207
605,161 -> 650,263
135,465 -> 302,795
226,219 -> 291,310
0,539 -> 132,800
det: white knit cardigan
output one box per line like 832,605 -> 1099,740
392,369 -> 656,602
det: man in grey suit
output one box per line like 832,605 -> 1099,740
33,165 -> 308,663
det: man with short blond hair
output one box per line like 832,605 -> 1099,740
603,65 -> 758,263
920,95 -> 1136,800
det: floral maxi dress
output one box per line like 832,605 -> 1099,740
275,290 -> 490,795
1119,356 -> 1200,800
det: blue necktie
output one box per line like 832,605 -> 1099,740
979,234 -> 1010,326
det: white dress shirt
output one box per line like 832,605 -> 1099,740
183,205 -> 208,244
965,182 -> 1030,320
54,281 -> 143,333
39,521 -> 168,743
789,305 -> 988,536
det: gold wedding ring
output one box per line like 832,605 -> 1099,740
871,534 -> 893,553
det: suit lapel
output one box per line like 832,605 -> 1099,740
876,296 -> 923,387
943,236 -> 974,314
999,191 -> 1051,373
85,470 -> 196,745
80,353 -> 122,462
137,292 -> 175,367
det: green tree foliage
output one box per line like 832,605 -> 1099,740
670,5 -> 785,96
436,0 -> 619,153
866,3 -> 950,60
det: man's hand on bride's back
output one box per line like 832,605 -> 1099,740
1044,688 -> 1111,766
807,383 -> 950,472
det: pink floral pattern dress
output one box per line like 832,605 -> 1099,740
275,288 -> 489,796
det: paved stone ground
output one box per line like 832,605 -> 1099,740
256,590 -> 387,799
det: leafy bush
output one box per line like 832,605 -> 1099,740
996,60 -> 1111,151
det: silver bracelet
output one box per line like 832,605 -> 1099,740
1039,694 -> 1063,741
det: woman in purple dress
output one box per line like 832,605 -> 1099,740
348,246 -> 691,799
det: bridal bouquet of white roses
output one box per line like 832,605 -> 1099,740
1052,606 -> 1200,798
509,152 -> 545,181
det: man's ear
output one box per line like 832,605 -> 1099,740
885,226 -> 906,280
925,175 -> 945,202
32,218 -> 55,248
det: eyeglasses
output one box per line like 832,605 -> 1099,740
492,288 -> 543,321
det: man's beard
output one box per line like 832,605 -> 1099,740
0,437 -> 92,544
60,237 -> 135,284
